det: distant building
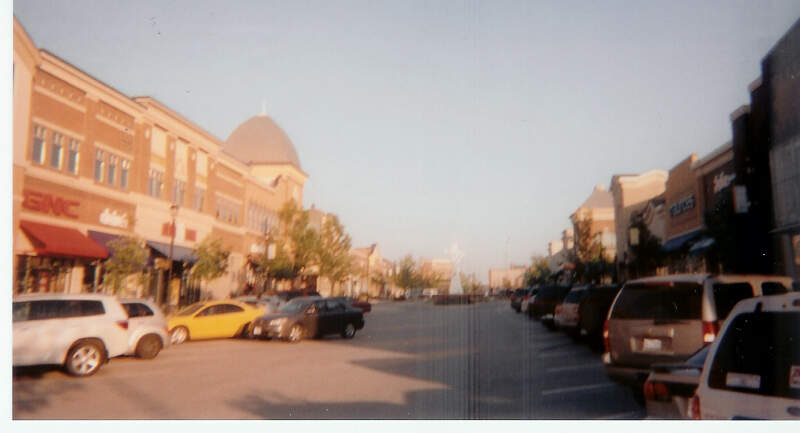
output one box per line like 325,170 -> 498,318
419,258 -> 453,292
488,265 -> 527,290
347,244 -> 394,298
571,185 -> 616,261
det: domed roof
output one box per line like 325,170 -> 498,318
223,114 -> 301,169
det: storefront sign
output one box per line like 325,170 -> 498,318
669,194 -> 695,217
99,208 -> 129,228
712,171 -> 736,194
22,189 -> 79,219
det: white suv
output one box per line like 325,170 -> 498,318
120,298 -> 169,359
689,292 -> 800,419
13,293 -> 130,377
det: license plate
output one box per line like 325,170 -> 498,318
643,338 -> 662,351
253,326 -> 262,335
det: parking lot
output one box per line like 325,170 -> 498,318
13,299 -> 642,419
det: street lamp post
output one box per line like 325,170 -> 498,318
165,204 -> 179,306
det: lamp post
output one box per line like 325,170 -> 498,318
165,204 -> 179,306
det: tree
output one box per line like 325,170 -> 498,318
627,219 -> 663,278
393,254 -> 419,290
524,256 -> 552,287
317,215 -> 353,295
459,272 -> 482,294
102,236 -> 149,294
190,236 -> 230,295
276,200 -> 320,288
571,213 -> 608,283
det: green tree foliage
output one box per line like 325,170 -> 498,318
190,236 -> 230,291
275,200 -> 321,287
459,272 -> 482,294
102,236 -> 149,294
318,215 -> 353,294
571,213 -> 609,283
524,256 -> 552,286
393,254 -> 419,290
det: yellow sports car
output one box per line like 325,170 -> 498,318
168,300 -> 265,344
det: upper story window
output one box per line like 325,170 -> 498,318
31,125 -> 46,164
194,187 -> 205,212
148,169 -> 163,199
107,155 -> 118,185
94,149 -> 105,182
67,139 -> 80,174
50,133 -> 63,169
215,197 -> 241,225
173,179 -> 186,206
120,159 -> 130,189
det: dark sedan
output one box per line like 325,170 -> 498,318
250,297 -> 364,343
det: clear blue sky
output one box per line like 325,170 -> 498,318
13,1 -> 800,283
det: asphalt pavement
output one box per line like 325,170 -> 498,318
12,299 -> 644,419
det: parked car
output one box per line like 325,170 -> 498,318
331,296 -> 372,313
509,288 -> 527,312
688,292 -> 800,419
575,284 -> 622,350
529,285 -> 571,328
553,284 -> 591,335
520,287 -> 538,314
602,274 -> 792,399
119,298 -> 169,359
276,290 -> 321,303
236,295 -> 282,314
167,300 -> 265,344
12,293 -> 130,377
250,297 -> 365,343
643,345 -> 710,419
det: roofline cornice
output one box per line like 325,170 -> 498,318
134,96 -> 224,149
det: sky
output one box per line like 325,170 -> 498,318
11,0 -> 800,283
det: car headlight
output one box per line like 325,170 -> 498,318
269,318 -> 287,326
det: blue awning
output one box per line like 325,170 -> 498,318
662,229 -> 703,252
88,230 -> 123,255
689,237 -> 715,255
146,241 -> 196,263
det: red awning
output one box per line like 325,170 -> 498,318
20,220 -> 109,259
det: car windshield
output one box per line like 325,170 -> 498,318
175,302 -> 206,316
611,282 -> 702,320
278,299 -> 310,314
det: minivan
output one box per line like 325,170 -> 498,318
602,274 -> 791,395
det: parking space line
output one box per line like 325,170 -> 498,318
537,350 -> 581,359
546,363 -> 598,373
595,411 -> 643,420
540,382 -> 616,396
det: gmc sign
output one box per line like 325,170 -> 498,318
22,189 -> 80,219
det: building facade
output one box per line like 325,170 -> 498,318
571,185 -> 616,262
610,169 -> 668,269
13,18 -> 305,305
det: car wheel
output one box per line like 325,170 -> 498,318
135,334 -> 163,359
65,340 -> 106,377
170,326 -> 189,345
341,323 -> 356,339
287,324 -> 305,343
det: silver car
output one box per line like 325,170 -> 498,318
120,298 -> 169,359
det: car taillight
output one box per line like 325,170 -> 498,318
643,380 -> 669,402
688,395 -> 701,420
603,319 -> 610,353
116,320 -> 129,330
702,321 -> 718,345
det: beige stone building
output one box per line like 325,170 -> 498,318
571,185 -> 616,261
488,265 -> 527,290
419,258 -> 453,292
610,169 -> 668,266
